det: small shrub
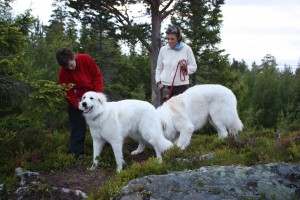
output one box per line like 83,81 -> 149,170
244,151 -> 259,166
284,141 -> 300,162
26,152 -> 76,171
97,157 -> 170,199
211,137 -> 227,149
0,115 -> 40,131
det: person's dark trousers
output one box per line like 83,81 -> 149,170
170,85 -> 189,97
68,105 -> 86,156
160,84 -> 189,103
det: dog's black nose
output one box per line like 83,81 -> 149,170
82,102 -> 87,107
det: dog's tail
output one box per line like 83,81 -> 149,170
146,131 -> 173,162
155,137 -> 173,163
159,138 -> 173,153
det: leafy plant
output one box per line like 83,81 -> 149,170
22,80 -> 72,130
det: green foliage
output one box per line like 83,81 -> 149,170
105,83 -> 147,101
0,5 -> 35,117
17,131 -> 78,171
285,141 -> 300,161
0,129 -> 79,187
0,114 -> 38,131
238,55 -> 300,129
0,8 -> 35,56
102,48 -> 151,101
27,80 -> 65,110
22,80 -> 70,129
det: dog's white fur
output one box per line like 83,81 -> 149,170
78,92 -> 173,172
157,84 -> 243,150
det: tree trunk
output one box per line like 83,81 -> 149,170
150,3 -> 162,108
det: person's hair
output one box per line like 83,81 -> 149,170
56,47 -> 75,67
166,25 -> 183,41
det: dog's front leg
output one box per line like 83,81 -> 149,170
89,138 -> 106,170
111,142 -> 125,172
176,124 -> 194,150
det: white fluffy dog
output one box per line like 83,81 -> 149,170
78,92 -> 173,172
157,84 -> 243,150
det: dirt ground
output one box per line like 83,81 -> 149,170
7,166 -> 113,200
7,143 -> 156,199
42,165 -> 114,195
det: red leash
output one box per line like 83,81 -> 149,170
168,59 -> 188,99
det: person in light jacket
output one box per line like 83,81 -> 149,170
155,25 -> 197,103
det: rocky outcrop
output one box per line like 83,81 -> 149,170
116,163 -> 300,200
6,167 -> 87,200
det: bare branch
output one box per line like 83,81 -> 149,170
160,0 -> 190,21
160,0 -> 174,14
100,2 -> 151,52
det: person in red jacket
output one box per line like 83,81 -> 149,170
56,47 -> 104,156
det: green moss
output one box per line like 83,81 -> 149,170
194,179 -> 204,187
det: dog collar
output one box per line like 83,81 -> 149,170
93,114 -> 101,121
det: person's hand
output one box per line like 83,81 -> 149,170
180,59 -> 187,74
179,59 -> 187,68
157,82 -> 164,90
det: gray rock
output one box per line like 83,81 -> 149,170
11,167 -> 87,199
116,163 -> 300,200
0,183 -> 6,200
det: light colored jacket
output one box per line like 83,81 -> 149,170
155,43 -> 197,86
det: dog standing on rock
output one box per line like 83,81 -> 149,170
78,91 -> 173,172
157,84 -> 243,150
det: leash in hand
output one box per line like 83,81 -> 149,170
167,59 -> 188,99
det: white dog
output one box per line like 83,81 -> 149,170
78,92 -> 173,172
157,84 -> 243,150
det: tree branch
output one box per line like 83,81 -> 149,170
100,2 -> 151,52
160,0 -> 189,21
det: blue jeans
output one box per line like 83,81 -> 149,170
68,105 -> 86,156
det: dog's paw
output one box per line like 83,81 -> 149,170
176,138 -> 191,150
131,149 -> 142,155
176,143 -> 187,150
115,160 -> 126,173
88,164 -> 98,171
165,142 -> 174,150
157,156 -> 163,163
116,166 -> 123,173
233,134 -> 239,141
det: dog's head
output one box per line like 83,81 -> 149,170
156,105 -> 177,141
78,91 -> 107,117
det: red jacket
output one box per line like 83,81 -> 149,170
58,54 -> 104,109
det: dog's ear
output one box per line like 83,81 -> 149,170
96,93 -> 107,104
95,93 -> 102,104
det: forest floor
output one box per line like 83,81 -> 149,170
7,143 -> 156,200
